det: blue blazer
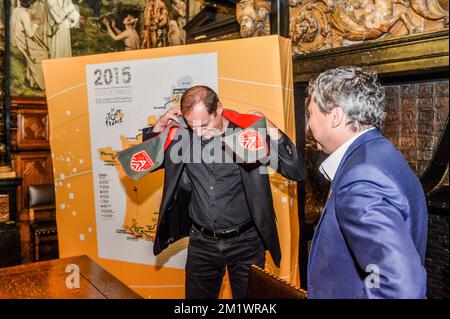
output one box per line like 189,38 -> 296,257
307,129 -> 428,299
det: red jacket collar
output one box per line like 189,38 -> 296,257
222,109 -> 263,129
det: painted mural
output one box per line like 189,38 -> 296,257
8,0 -> 189,97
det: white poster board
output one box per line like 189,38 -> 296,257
86,53 -> 218,267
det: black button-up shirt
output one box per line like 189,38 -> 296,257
185,122 -> 252,230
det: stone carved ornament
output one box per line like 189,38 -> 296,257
289,0 -> 449,54
236,0 -> 272,37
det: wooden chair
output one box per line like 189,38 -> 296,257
246,265 -> 307,299
28,184 -> 58,262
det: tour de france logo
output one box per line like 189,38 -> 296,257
130,150 -> 155,172
239,130 -> 264,151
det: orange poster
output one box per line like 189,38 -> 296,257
42,35 -> 299,298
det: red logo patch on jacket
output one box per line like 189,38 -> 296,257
130,150 -> 154,172
239,130 -> 264,151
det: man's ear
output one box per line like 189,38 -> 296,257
331,107 -> 345,128
216,101 -> 224,115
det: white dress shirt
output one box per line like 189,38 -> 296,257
319,128 -> 376,181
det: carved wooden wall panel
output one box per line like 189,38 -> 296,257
13,152 -> 54,263
14,153 -> 54,215
383,80 -> 449,177
16,110 -> 49,150
289,0 -> 449,55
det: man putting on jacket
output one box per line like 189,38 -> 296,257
142,85 -> 306,299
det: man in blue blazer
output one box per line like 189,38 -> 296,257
305,66 -> 428,299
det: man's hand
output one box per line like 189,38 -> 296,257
247,110 -> 282,140
152,105 -> 182,133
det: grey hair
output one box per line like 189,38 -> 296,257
308,66 -> 386,132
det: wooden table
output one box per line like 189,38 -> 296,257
0,255 -> 143,299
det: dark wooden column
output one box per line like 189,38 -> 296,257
270,0 -> 289,37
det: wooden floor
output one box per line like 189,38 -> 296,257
0,255 -> 142,299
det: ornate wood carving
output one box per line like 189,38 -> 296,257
383,80 -> 449,177
16,110 -> 49,150
293,29 -> 449,82
289,0 -> 449,55
236,0 -> 272,37
7,98 -> 54,264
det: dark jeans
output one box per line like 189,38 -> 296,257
185,225 -> 266,299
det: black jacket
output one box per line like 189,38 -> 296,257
142,125 -> 306,267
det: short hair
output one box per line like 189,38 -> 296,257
308,66 -> 386,132
180,85 -> 219,116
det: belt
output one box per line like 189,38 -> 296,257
192,220 -> 255,239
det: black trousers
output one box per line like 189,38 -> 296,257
185,225 -> 266,299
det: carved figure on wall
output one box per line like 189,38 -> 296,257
236,0 -> 271,38
290,1 -> 334,52
290,0 -> 449,54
